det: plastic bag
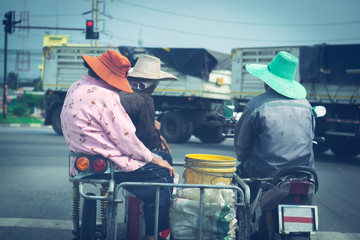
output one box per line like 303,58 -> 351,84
169,186 -> 238,240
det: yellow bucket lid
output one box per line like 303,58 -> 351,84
185,154 -> 235,161
185,154 -> 236,168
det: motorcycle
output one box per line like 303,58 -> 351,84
216,104 -> 326,240
68,104 -> 325,240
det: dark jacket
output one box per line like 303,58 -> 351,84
119,89 -> 161,150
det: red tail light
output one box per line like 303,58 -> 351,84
93,158 -> 107,172
289,181 -> 310,195
294,195 -> 302,203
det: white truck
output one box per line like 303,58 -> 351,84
230,44 -> 360,157
42,40 -> 232,144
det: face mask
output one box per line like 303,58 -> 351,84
130,80 -> 159,90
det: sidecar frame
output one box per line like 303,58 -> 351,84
69,155 -> 250,240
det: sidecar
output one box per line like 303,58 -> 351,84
68,152 -> 250,240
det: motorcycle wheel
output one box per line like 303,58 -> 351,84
80,193 -> 97,240
286,233 -> 311,240
257,214 -> 271,240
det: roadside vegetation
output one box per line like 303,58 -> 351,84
1,72 -> 44,124
0,114 -> 44,124
1,93 -> 45,124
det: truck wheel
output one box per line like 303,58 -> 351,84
160,111 -> 193,143
313,142 -> 329,155
197,126 -> 226,144
51,106 -> 63,136
327,136 -> 360,157
80,193 -> 96,240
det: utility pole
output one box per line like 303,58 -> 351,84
91,0 -> 100,47
3,25 -> 8,120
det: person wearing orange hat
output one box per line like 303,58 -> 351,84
60,50 -> 174,240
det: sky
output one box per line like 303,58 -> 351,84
1,0 -> 360,80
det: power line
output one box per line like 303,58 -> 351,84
0,49 -> 42,54
109,34 -> 138,44
116,0 -> 360,27
29,13 -> 81,17
112,16 -> 360,43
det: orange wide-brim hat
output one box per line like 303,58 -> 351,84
82,50 -> 133,93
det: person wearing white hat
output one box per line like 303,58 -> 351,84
234,51 -> 316,182
119,54 -> 178,239
120,54 -> 178,154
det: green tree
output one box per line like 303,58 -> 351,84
7,72 -> 19,90
7,93 -> 44,117
33,77 -> 43,91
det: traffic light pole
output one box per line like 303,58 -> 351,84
2,30 -> 8,120
2,11 -> 14,120
91,0 -> 99,47
1,23 -> 83,121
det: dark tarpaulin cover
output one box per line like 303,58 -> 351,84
118,46 -> 231,80
300,44 -> 360,85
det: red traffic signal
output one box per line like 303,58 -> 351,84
86,20 -> 93,28
85,20 -> 99,39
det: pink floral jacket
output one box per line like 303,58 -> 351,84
61,75 -> 153,176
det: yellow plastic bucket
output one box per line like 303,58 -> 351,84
184,154 -> 236,185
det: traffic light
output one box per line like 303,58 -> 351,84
3,11 -> 14,34
86,20 -> 99,39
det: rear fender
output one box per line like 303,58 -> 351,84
261,180 -> 316,211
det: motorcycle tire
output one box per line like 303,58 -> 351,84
286,233 -> 311,240
80,193 -> 97,240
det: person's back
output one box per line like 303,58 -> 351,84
120,54 -> 178,156
120,89 -> 160,150
235,88 -> 315,177
234,51 -> 315,178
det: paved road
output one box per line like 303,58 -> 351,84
0,126 -> 359,239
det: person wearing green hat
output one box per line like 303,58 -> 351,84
234,51 -> 315,184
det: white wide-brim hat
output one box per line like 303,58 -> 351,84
128,54 -> 178,81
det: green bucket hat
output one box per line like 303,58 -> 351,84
245,51 -> 307,99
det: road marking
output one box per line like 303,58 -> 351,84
312,232 -> 360,240
0,218 -> 360,240
0,217 -> 73,230
29,123 -> 42,127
